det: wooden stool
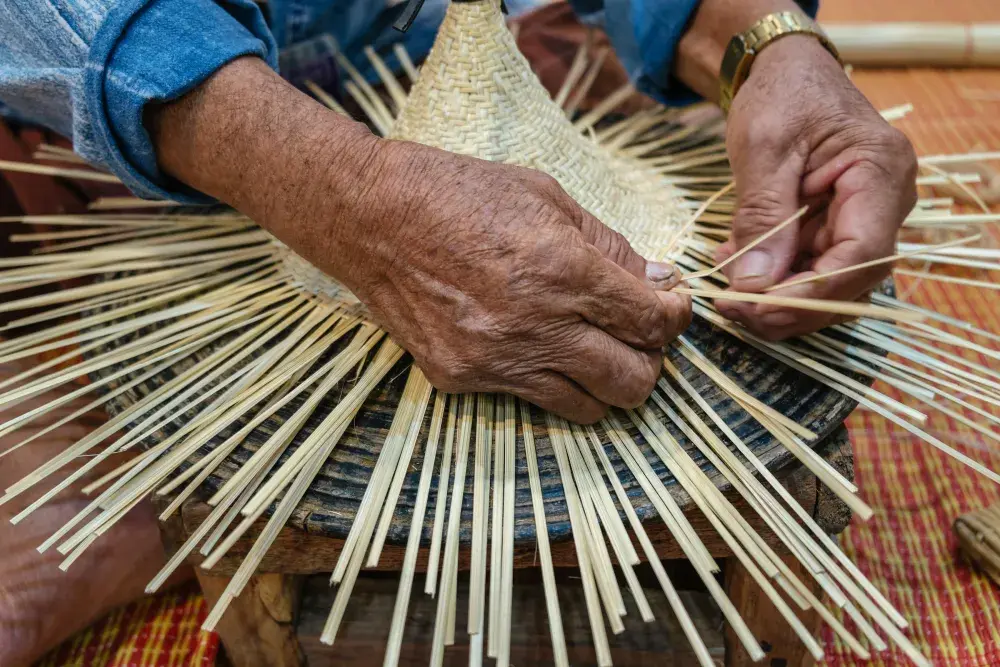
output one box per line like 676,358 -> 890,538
156,425 -> 854,667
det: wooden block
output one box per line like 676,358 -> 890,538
723,555 -> 820,667
197,571 -> 306,667
297,568 -> 726,666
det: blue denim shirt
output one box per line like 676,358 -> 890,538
0,0 -> 817,202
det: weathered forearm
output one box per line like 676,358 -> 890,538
148,56 -> 384,287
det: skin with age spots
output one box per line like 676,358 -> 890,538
151,58 -> 691,424
148,0 -> 917,414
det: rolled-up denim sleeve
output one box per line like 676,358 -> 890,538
0,0 -> 278,203
569,0 -> 820,106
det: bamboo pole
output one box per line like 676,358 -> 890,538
823,23 -> 1000,67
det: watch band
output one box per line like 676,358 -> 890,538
719,11 -> 841,115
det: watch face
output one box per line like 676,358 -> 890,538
720,34 -> 748,86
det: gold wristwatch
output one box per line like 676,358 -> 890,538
719,11 -> 840,115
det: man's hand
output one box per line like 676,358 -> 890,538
714,36 -> 917,339
151,57 -> 691,424
675,0 -> 918,340
344,143 -> 691,422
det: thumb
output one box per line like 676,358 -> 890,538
727,161 -> 804,292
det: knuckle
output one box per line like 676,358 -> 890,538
422,357 -> 472,393
527,170 -> 564,197
742,116 -> 789,155
634,301 -> 669,347
602,228 -> 638,269
735,189 -> 791,238
618,360 -> 659,409
575,402 -> 610,425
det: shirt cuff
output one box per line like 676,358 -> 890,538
599,0 -> 820,107
80,0 -> 278,203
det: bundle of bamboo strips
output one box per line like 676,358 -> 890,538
955,503 -> 1000,588
1,1 -> 999,665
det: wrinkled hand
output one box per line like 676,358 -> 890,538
340,141 -> 692,423
149,56 -> 692,423
716,35 -> 918,340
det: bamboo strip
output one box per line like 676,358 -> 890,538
425,394 -> 457,595
88,197 -> 184,211
392,43 -> 419,83
677,286 -> 927,323
545,415 -> 613,667
573,83 -> 636,131
608,414 -> 765,661
487,392 -> 507,658
497,394 -> 517,667
763,234 -> 982,292
1,303 -> 279,501
676,339 -> 860,496
35,305 -> 313,543
585,424 -> 716,667
660,183 -> 735,259
383,390 -> 446,667
153,316 -> 356,506
565,48 -> 611,118
429,395 -> 472,666
205,343 -> 404,631
628,403 -> 822,661
365,46 -> 408,110
700,305 -> 1000,485
0,306 -> 281,507
468,393 -> 493,646
895,269 -> 1000,291
682,206 -> 808,281
367,377 -> 435,566
520,400 -> 569,667
567,425 -> 654,623
554,37 -> 590,109
561,426 -> 631,626
238,332 -> 392,522
603,414 -> 717,574
0,159 -> 121,183
871,292 -> 1000,344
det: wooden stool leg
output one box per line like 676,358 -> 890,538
196,571 -> 306,667
723,556 -> 820,667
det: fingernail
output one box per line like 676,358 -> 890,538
646,261 -> 681,288
734,250 -> 773,282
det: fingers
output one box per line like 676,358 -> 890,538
551,326 -> 663,409
571,203 -> 649,280
720,157 -> 909,340
513,370 -> 609,424
718,270 -> 842,340
570,247 -> 692,350
720,277 -> 873,341
724,144 -> 807,292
